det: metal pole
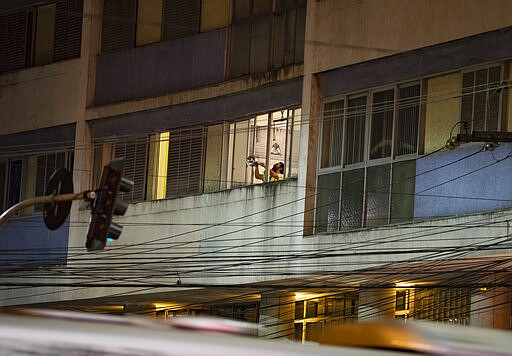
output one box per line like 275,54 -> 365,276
0,192 -> 94,226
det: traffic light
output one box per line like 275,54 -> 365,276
86,158 -> 133,251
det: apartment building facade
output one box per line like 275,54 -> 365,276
1,0 -> 511,341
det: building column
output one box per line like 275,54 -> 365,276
358,288 -> 396,320
258,292 -> 295,339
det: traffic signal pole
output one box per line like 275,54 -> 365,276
0,191 -> 95,227
1,158 -> 132,252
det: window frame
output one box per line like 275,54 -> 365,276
316,81 -> 422,233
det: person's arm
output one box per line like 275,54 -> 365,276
269,169 -> 280,180
254,162 -> 265,181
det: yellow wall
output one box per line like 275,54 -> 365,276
307,0 -> 512,74
424,73 -> 461,154
201,0 -> 230,32
136,0 -> 163,46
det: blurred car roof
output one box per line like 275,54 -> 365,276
310,319 -> 512,355
0,309 -> 398,356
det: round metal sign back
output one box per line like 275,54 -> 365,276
43,168 -> 73,230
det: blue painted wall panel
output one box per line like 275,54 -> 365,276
0,215 -> 69,269
414,142 -> 512,219
95,30 -> 227,106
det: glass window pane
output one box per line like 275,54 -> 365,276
487,66 -> 501,131
390,160 -> 416,224
255,115 -> 269,160
396,84 -> 420,156
473,69 -> 487,131
204,125 -> 223,193
288,108 -> 301,177
461,72 -> 474,131
295,300 -> 304,319
365,164 -> 390,227
315,173 -> 340,233
270,111 -> 287,175
294,323 -> 303,341
340,169 -> 364,230
345,96 -> 366,165
156,133 -> 169,199
370,89 -> 394,159
462,66 -> 502,132
321,100 -> 343,168
231,120 -> 250,187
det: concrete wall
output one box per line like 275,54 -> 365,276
4,177 -> 511,306
415,142 -> 512,219
0,59 -> 85,135
307,0 -> 512,74
0,215 -> 68,270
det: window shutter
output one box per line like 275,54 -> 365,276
101,0 -> 137,53
54,0 -> 83,61
166,128 -> 205,198
0,11 -> 28,73
162,0 -> 201,40
114,139 -> 148,202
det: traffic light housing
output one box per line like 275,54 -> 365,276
86,158 -> 133,251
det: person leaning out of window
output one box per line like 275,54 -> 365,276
253,161 -> 284,182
